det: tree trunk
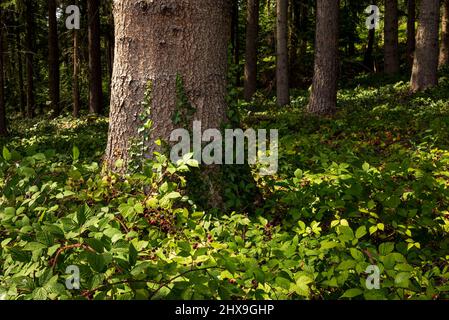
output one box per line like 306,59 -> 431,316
88,0 -> 103,114
276,0 -> 289,106
406,0 -> 416,68
25,0 -> 35,118
440,0 -> 449,67
307,0 -> 339,115
364,28 -> 376,72
231,0 -> 241,86
48,0 -> 60,117
16,27 -> 25,117
0,9 -> 7,136
410,0 -> 440,91
106,0 -> 230,166
384,0 -> 399,74
73,28 -> 80,118
244,0 -> 260,101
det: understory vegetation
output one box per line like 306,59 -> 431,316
1,72 -> 449,300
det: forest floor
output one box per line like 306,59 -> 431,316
1,72 -> 449,300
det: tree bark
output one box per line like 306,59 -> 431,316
406,0 -> 416,68
88,0 -> 103,114
106,0 -> 231,167
0,9 -> 7,136
73,28 -> 80,118
276,0 -> 289,106
244,0 -> 260,101
15,26 -> 25,117
25,0 -> 35,118
384,0 -> 399,74
410,0 -> 440,91
364,28 -> 376,72
440,0 -> 449,67
307,0 -> 339,115
48,0 -> 60,117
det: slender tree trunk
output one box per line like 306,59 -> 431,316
307,0 -> 339,115
48,0 -> 60,117
0,9 -> 7,136
25,0 -> 35,118
384,0 -> 399,74
406,0 -> 416,68
276,0 -> 289,106
440,0 -> 449,67
364,28 -> 376,72
244,0 -> 260,101
231,0 -> 241,86
15,27 -> 25,116
410,0 -> 440,91
88,0 -> 103,114
73,28 -> 80,118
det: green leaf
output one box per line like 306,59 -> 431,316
72,146 -> 80,161
2,146 -> 11,161
355,226 -> 367,239
379,242 -> 395,256
129,243 -> 138,267
341,288 -> 363,298
395,272 -> 411,288
87,253 -> 106,273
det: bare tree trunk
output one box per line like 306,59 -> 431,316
106,0 -> 230,167
231,0 -> 241,86
406,0 -> 416,68
364,28 -> 376,72
48,0 -> 60,117
276,0 -> 289,106
73,28 -> 80,118
384,0 -> 399,74
410,0 -> 440,91
88,0 -> 103,114
15,27 -> 25,117
307,0 -> 339,115
0,9 -> 7,136
440,0 -> 449,67
25,0 -> 35,118
244,0 -> 260,101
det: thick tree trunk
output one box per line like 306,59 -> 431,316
106,0 -> 230,167
307,0 -> 339,115
440,0 -> 449,67
406,0 -> 416,68
48,0 -> 60,117
73,29 -> 80,118
410,0 -> 440,91
88,0 -> 103,114
244,0 -> 260,101
0,9 -> 7,136
25,0 -> 35,118
276,0 -> 289,106
384,0 -> 399,74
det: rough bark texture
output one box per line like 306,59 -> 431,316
384,0 -> 399,74
406,0 -> 416,68
16,31 -> 25,116
276,0 -> 289,106
25,0 -> 35,118
73,28 -> 80,118
231,0 -> 241,86
307,0 -> 339,115
410,0 -> 440,92
0,9 -> 7,136
244,0 -> 259,101
106,0 -> 231,167
48,0 -> 60,117
88,0 -> 103,114
440,0 -> 449,67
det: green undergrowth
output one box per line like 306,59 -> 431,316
1,74 -> 449,300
